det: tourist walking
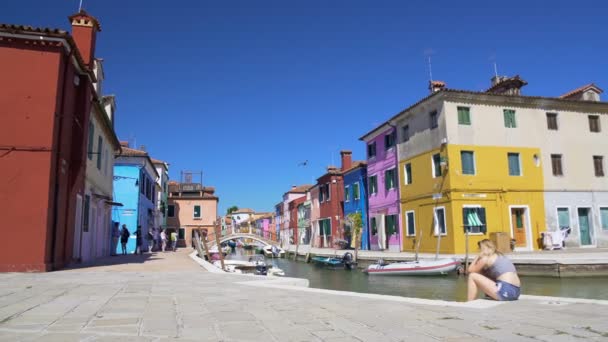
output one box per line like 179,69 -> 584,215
111,222 -> 120,256
120,225 -> 130,255
467,239 -> 521,301
161,229 -> 167,252
171,230 -> 178,251
153,227 -> 161,251
147,228 -> 155,253
135,226 -> 143,255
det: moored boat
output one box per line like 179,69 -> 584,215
263,245 -> 285,258
310,252 -> 355,270
364,258 -> 460,276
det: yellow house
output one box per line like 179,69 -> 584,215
372,76 -> 608,254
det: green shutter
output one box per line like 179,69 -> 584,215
600,208 -> 608,230
458,107 -> 471,125
508,153 -> 520,176
461,151 -> 475,175
407,212 -> 415,235
504,109 -> 516,128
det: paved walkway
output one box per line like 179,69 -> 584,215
1,249 -> 608,341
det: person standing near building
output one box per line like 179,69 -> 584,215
135,226 -> 143,255
153,227 -> 161,251
111,222 -> 120,256
170,230 -> 178,252
161,229 -> 167,252
147,228 -> 154,253
120,225 -> 130,255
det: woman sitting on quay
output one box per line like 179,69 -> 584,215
467,239 -> 521,301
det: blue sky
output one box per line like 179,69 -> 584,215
3,0 -> 606,214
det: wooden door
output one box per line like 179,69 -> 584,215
511,208 -> 527,247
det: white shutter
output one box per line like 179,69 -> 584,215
378,215 -> 386,250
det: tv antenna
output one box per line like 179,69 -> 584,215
78,0 -> 83,11
427,56 -> 433,82
493,61 -> 499,78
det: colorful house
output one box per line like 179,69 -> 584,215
366,77 -> 608,254
360,127 -> 402,251
152,158 -> 170,230
113,144 -> 159,253
309,185 -> 320,245
166,182 -> 219,247
343,161 -> 369,250
297,194 -> 312,245
280,185 -> 312,248
0,10 -> 104,271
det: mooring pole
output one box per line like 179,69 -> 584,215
214,221 -> 225,271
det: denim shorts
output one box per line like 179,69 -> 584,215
496,280 -> 521,301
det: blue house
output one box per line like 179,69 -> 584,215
343,161 -> 369,250
112,144 -> 159,254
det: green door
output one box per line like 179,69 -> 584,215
577,208 -> 592,246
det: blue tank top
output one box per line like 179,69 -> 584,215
486,255 -> 517,280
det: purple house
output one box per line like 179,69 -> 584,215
360,124 -> 402,251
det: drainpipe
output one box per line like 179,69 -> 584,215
50,49 -> 74,270
387,121 -> 401,250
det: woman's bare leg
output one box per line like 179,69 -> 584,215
467,273 -> 499,301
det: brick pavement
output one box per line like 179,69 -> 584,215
1,249 -> 608,341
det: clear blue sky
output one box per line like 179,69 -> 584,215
3,1 -> 607,214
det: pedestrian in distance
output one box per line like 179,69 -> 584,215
111,222 -> 120,256
467,239 -> 521,301
153,227 -> 161,251
161,229 -> 167,252
120,224 -> 130,255
147,228 -> 154,253
135,226 -> 143,255
170,230 -> 178,252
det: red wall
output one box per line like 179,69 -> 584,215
0,39 -> 90,271
318,174 -> 344,244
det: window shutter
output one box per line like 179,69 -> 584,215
462,208 -> 468,233
478,208 -> 487,234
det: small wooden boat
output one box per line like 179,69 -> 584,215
364,258 -> 460,276
310,253 -> 355,269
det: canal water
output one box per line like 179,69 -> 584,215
227,248 -> 608,302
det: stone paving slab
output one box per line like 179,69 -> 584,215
2,249 -> 608,341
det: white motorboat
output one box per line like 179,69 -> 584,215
263,245 -> 285,258
364,258 -> 460,276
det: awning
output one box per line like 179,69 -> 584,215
467,212 -> 483,226
105,201 -> 124,207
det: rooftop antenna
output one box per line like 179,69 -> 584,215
78,0 -> 83,11
427,56 -> 433,82
493,61 -> 499,78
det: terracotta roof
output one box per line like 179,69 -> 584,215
430,80 -> 446,87
559,83 -> 604,99
150,157 -> 168,165
342,161 -> 367,174
287,184 -> 314,193
68,9 -> 102,31
117,146 -> 147,157
233,208 -> 255,214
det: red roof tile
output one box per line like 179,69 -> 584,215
559,83 -> 603,99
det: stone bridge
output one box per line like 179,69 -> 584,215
206,233 -> 277,247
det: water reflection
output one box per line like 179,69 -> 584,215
227,247 -> 608,302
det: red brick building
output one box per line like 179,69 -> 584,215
0,10 -> 103,271
316,151 -> 359,248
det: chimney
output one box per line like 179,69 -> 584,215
340,150 -> 352,171
487,75 -> 527,96
429,80 -> 446,93
119,141 -> 129,148
292,185 -> 297,190
68,10 -> 101,68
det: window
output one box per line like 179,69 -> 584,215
557,208 -> 570,230
193,205 -> 201,218
594,156 -> 604,177
179,228 -> 186,240
344,185 -> 351,202
384,131 -> 396,150
96,136 -> 103,170
432,153 -> 441,178
325,183 -> 331,201
457,106 -> 471,125
430,111 -> 438,129
406,211 -> 415,236
367,142 -> 376,158
404,163 -> 412,184
546,113 -> 558,130
551,154 -> 563,176
353,183 -> 360,200
589,115 -> 601,132
370,217 -> 377,235
384,168 -> 396,191
168,205 -> 175,217
503,109 -> 517,128
461,151 -> 475,175
508,153 -> 521,176
319,218 -> 331,236
434,207 -> 447,235
87,122 -> 95,160
319,186 -> 324,202
402,125 -> 410,142
369,175 -> 378,195
600,207 -> 608,230
463,207 -> 486,234
385,215 -> 398,236
83,194 -> 90,232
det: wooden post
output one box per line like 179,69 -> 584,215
294,227 -> 300,261
214,221 -> 225,271
464,230 -> 469,273
199,231 -> 213,265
